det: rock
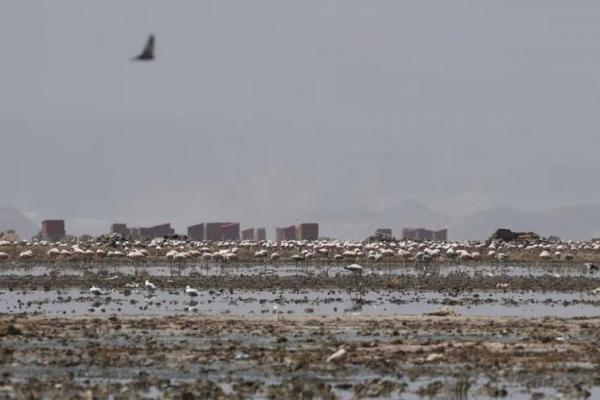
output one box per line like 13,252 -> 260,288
425,306 -> 457,317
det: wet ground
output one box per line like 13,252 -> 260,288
1,263 -> 600,398
1,315 -> 599,399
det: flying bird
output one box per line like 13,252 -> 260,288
133,35 -> 155,61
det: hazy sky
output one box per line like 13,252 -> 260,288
2,1 -> 600,238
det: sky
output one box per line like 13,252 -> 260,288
2,1 -> 600,238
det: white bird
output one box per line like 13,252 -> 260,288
326,348 -> 347,362
145,280 -> 157,291
19,250 -> 33,259
344,264 -> 363,274
89,286 -> 103,296
185,285 -> 200,297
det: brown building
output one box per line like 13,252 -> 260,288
111,223 -> 129,236
205,222 -> 226,241
403,228 -> 433,241
241,228 -> 255,241
138,223 -> 175,239
187,223 -> 205,241
275,225 -> 296,242
41,220 -> 66,242
403,227 -> 447,241
222,223 -> 240,241
296,223 -> 319,240
256,227 -> 266,241
433,229 -> 448,241
203,222 -> 240,241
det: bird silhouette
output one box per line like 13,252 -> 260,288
133,35 -> 155,61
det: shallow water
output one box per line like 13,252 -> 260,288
2,287 -> 600,318
0,262 -> 596,278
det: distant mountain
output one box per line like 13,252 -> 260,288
535,203 -> 600,239
322,200 -> 449,239
0,207 -> 38,239
449,203 -> 600,240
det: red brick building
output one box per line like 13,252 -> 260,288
241,228 -> 255,241
275,225 -> 296,242
204,222 -> 225,241
204,222 -> 240,241
221,223 -> 240,241
187,223 -> 204,241
296,223 -> 319,240
138,223 -> 175,238
41,220 -> 66,242
256,228 -> 266,241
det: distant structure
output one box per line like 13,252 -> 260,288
276,225 -> 297,242
41,220 -> 66,242
203,222 -> 240,241
204,223 -> 225,241
491,228 -> 539,242
403,227 -> 447,242
187,223 -> 205,241
375,228 -> 393,240
241,228 -> 255,241
256,227 -> 267,241
0,230 -> 19,242
296,223 -> 319,240
221,223 -> 240,241
110,223 -> 129,236
120,223 -> 174,239
433,229 -> 448,241
140,223 -> 175,238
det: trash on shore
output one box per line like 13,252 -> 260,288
326,348 -> 347,362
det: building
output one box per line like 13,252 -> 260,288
41,220 -> 66,242
403,227 -> 432,241
204,222 -> 224,241
275,225 -> 296,242
151,223 -> 175,237
433,229 -> 448,242
0,230 -> 19,242
241,228 -> 255,241
137,223 -> 175,239
203,222 -> 240,241
204,222 -> 226,241
110,223 -> 129,236
296,223 -> 319,240
256,227 -> 266,241
187,223 -> 205,241
221,223 -> 240,241
403,227 -> 447,241
375,228 -> 393,239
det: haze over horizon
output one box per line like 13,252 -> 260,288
2,1 -> 600,239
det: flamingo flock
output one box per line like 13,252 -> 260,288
0,235 -> 598,265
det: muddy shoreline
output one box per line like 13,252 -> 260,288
0,315 -> 598,398
1,272 -> 600,292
